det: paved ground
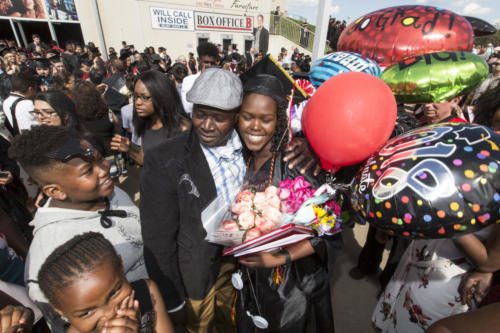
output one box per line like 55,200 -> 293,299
119,167 -> 386,333
332,224 -> 388,333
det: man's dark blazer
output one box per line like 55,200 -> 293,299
253,26 -> 269,54
140,128 -> 224,301
245,52 -> 255,68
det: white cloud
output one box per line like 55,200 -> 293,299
462,2 -> 491,15
331,4 -> 340,14
416,0 -> 429,4
288,0 -> 317,8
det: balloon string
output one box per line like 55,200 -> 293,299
482,134 -> 499,151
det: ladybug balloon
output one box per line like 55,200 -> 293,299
351,123 -> 500,239
337,5 -> 474,68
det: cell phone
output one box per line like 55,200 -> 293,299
0,171 -> 9,178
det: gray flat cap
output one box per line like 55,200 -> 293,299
187,68 -> 243,110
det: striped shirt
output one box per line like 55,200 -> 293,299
201,130 -> 245,207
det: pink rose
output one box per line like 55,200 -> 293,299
258,220 -> 277,234
279,178 -> 294,189
236,190 -> 255,204
278,188 -> 290,200
265,186 -> 279,198
268,195 -> 281,209
253,192 -> 267,212
238,211 -> 256,230
293,176 -> 311,192
255,215 -> 266,228
245,228 -> 262,241
221,220 -> 239,231
231,202 -> 252,215
262,206 -> 281,223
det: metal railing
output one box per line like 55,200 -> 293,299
270,15 -> 315,51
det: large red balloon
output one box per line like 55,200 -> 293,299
302,72 -> 397,170
337,5 -> 474,68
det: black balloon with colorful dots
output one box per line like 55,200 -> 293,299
351,122 -> 500,239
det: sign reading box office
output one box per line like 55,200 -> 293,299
150,8 -> 254,33
150,7 -> 195,30
195,12 -> 253,32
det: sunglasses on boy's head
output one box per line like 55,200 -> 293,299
45,138 -> 95,163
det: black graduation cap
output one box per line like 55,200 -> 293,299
1,47 -> 17,57
32,58 -> 51,68
47,49 -> 60,57
240,54 -> 309,102
48,54 -> 62,62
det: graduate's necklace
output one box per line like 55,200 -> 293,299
246,152 -> 276,187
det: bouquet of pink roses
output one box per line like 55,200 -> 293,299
207,177 -> 342,248
220,185 -> 283,242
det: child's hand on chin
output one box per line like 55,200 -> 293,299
99,290 -> 140,333
0,305 -> 34,333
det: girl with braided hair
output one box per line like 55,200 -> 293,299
38,232 -> 174,333
235,74 -> 343,332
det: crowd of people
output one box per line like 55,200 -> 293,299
0,18 -> 498,333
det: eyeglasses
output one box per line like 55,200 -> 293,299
493,63 -> 500,66
133,94 -> 152,102
30,110 -> 58,118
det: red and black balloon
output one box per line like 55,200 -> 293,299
337,5 -> 474,68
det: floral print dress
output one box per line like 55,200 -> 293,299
372,226 -> 492,333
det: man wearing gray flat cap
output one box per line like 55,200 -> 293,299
141,68 -> 321,332
141,68 -> 244,333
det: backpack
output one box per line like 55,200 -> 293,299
4,95 -> 27,137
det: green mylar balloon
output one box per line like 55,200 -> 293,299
382,51 -> 488,103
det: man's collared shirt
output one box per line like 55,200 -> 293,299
201,130 -> 245,207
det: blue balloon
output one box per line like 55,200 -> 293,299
309,51 -> 382,88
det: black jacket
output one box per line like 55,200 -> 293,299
253,27 -> 269,54
237,152 -> 343,332
140,129 -> 223,300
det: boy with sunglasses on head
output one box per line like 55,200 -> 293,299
8,125 -> 183,333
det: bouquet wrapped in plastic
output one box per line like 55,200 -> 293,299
205,176 -> 342,254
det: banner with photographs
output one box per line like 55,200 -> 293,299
0,0 -> 46,19
45,0 -> 78,21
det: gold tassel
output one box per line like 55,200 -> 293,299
273,266 -> 283,285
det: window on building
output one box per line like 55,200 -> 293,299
223,39 -> 232,52
198,38 -> 208,45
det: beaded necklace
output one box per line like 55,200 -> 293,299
246,152 -> 277,188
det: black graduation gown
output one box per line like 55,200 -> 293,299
235,152 -> 344,332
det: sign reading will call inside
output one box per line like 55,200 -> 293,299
150,7 -> 253,32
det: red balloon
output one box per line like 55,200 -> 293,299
302,72 -> 397,170
337,5 -> 473,68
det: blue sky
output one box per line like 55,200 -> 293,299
287,0 -> 500,28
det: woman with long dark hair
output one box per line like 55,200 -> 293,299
33,91 -> 82,130
235,74 -> 342,332
111,70 -> 190,165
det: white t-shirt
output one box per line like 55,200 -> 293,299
181,72 -> 201,117
121,103 -> 142,146
2,94 -> 38,133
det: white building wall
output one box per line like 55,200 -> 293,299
74,0 -> 300,61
